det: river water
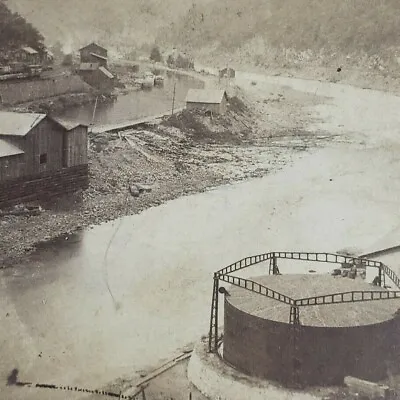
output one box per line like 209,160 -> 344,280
2,70 -> 400,399
56,70 -> 204,126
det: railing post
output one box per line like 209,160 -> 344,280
208,274 -> 220,353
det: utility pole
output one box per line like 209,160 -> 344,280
171,80 -> 176,115
90,96 -> 98,133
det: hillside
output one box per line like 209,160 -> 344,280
158,0 -> 400,72
5,0 -> 213,55
0,0 -> 45,52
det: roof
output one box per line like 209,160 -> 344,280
79,42 -> 107,52
90,52 -> 108,61
227,274 -> 400,328
98,66 -> 114,79
79,62 -> 99,71
21,46 -> 38,55
0,112 -> 46,136
50,116 -> 88,131
0,138 -> 24,158
185,89 -> 227,104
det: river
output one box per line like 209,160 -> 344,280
2,70 -> 400,400
56,70 -> 204,126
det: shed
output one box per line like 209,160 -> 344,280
185,89 -> 228,115
79,43 -> 108,67
0,111 -> 88,182
219,67 -> 236,79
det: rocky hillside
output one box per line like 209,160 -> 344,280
158,0 -> 400,72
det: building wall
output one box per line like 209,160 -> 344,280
186,102 -> 222,114
0,165 -> 89,208
0,154 -> 25,181
63,126 -> 88,167
80,45 -> 107,66
223,298 -> 400,388
79,70 -> 114,92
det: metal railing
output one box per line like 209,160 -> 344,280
208,251 -> 400,353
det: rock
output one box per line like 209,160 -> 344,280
129,185 -> 140,197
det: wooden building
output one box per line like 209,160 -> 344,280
185,89 -> 228,115
219,67 -> 236,79
0,112 -> 89,207
79,43 -> 108,67
15,47 -> 41,65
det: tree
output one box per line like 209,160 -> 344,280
150,46 -> 162,62
0,2 -> 45,53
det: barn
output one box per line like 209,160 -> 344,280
185,89 -> 228,115
0,112 -> 89,207
79,43 -> 108,67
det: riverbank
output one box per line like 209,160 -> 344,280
0,76 -> 326,267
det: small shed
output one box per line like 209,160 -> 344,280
219,67 -> 236,79
79,43 -> 108,67
185,89 -> 228,115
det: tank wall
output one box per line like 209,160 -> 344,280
223,298 -> 400,387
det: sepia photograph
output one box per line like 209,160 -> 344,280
1,0 -> 400,399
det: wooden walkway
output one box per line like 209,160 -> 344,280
91,107 -> 185,134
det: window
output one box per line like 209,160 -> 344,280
39,153 -> 47,164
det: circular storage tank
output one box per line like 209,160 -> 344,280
223,274 -> 400,387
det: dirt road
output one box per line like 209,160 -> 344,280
1,71 -> 400,399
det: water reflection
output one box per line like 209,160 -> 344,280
56,71 -> 204,126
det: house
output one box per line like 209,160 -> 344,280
185,89 -> 228,115
219,67 -> 235,79
15,46 -> 41,65
79,43 -> 108,67
0,111 -> 89,207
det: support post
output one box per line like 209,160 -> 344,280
208,275 -> 220,353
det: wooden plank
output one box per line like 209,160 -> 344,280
344,376 -> 389,399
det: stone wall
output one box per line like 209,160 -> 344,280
0,165 -> 89,208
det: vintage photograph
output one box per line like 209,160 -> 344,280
1,1 -> 400,399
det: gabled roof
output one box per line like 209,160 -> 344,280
79,42 -> 107,52
0,138 -> 24,158
79,62 -> 99,71
21,46 -> 38,55
98,66 -> 114,79
0,112 -> 46,136
90,52 -> 108,61
185,89 -> 227,104
50,116 -> 88,131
